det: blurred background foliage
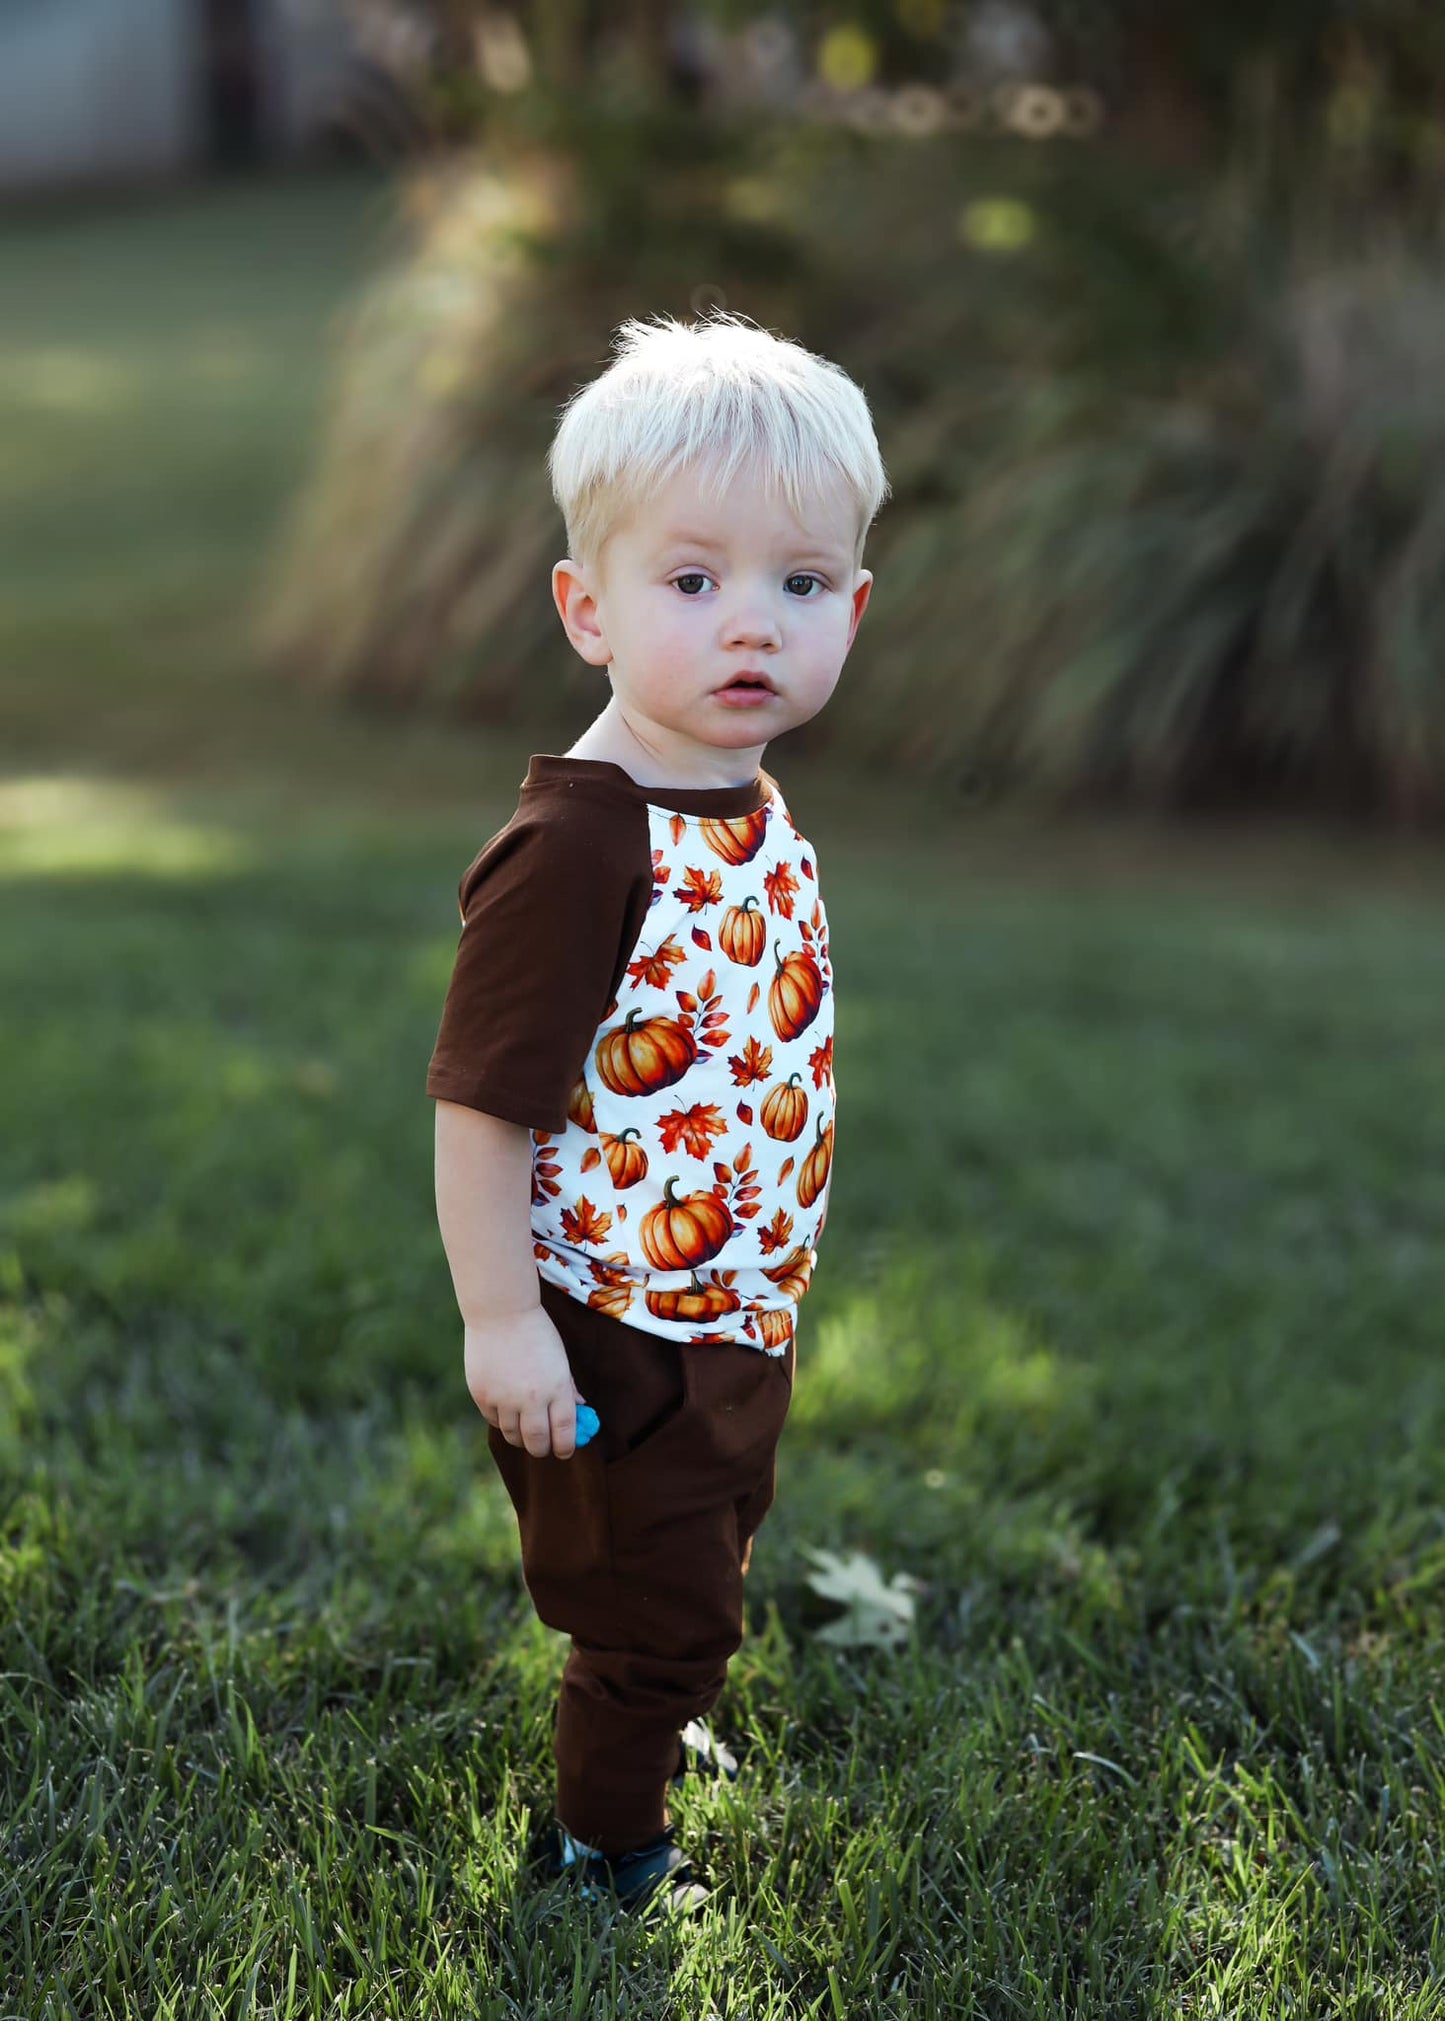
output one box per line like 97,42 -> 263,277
261,0 -> 1445,819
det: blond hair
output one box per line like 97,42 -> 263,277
548,312 -> 889,568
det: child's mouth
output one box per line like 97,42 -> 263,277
715,674 -> 777,705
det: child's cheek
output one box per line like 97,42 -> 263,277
649,600 -> 704,663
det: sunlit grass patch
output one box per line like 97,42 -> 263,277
0,346 -> 139,415
0,775 -> 255,880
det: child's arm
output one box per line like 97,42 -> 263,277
433,1098 -> 588,1460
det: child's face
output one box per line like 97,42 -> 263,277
553,458 -> 873,779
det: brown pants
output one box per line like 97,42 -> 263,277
487,1277 -> 795,1856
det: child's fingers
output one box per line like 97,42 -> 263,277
548,1395 -> 578,1461
517,1405 -> 555,1457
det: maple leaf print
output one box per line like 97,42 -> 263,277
656,1102 -> 729,1160
809,1036 -> 834,1090
627,935 -> 686,990
678,865 -> 723,912
758,1207 -> 795,1255
764,860 -> 800,918
728,1034 -> 773,1086
561,1196 -> 613,1246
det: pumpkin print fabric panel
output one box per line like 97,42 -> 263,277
427,755 -> 836,1357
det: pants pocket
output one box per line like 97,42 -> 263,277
603,1340 -> 694,1481
487,1420 -> 608,1633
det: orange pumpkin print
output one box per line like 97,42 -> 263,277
760,1072 -> 809,1143
588,1282 -> 634,1318
758,1307 -> 794,1350
719,895 -> 766,968
761,1243 -> 814,1301
797,1116 -> 833,1209
596,1008 -> 699,1097
700,811 -> 769,865
585,1253 -> 634,1316
645,1270 -> 744,1322
567,1077 -> 597,1134
768,940 -> 824,1042
640,1177 -> 734,1270
601,1126 -> 648,1189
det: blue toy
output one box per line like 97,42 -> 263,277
574,1403 -> 600,1448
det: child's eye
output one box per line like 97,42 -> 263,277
786,574 -> 823,597
673,573 -> 715,596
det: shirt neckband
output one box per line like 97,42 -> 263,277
524,752 -> 773,819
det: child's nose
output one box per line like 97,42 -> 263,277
722,596 -> 782,648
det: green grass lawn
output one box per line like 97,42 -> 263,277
4,171 -> 1445,2020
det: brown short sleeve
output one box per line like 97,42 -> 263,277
425,787 -> 652,1132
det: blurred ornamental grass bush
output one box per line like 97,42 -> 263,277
260,158 -> 577,715
261,108 -> 813,725
263,117 -> 1445,821
878,259 -> 1445,822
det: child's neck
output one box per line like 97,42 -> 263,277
565,708 -> 763,793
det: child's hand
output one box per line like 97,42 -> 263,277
464,1306 -> 591,1460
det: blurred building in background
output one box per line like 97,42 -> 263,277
0,0 -> 370,192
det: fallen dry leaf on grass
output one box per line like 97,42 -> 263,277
801,1546 -> 920,1650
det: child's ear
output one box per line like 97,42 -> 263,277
552,560 -> 613,667
844,570 -> 874,653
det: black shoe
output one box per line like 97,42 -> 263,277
670,1718 -> 740,1785
549,1823 -> 709,1914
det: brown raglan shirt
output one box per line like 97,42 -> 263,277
426,754 -> 836,1355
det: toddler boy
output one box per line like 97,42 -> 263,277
427,312 -> 887,1910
